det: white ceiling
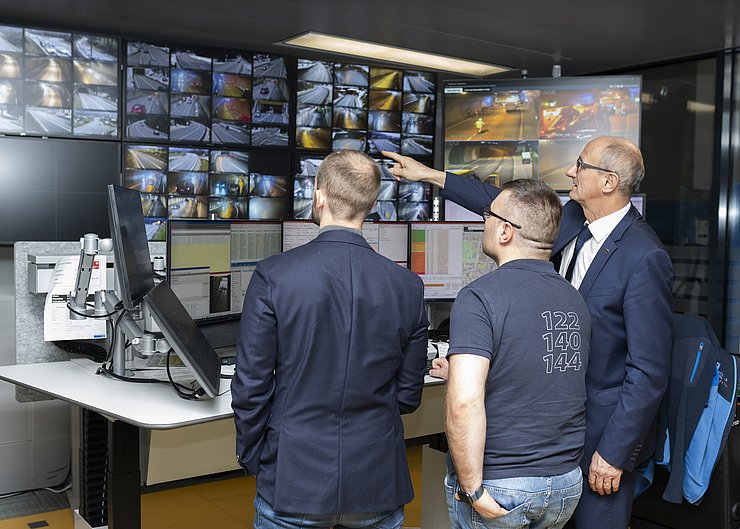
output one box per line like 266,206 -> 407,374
0,0 -> 737,76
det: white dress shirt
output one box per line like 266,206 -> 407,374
559,202 -> 632,289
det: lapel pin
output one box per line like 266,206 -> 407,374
605,248 -> 610,253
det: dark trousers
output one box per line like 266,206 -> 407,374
565,470 -> 636,529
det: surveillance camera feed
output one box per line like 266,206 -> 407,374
0,24 -> 120,138
443,76 -> 641,220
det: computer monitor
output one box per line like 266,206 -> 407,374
167,220 -> 282,322
410,222 -> 497,300
143,281 -> 221,398
108,184 -> 155,310
282,220 -> 319,251
361,221 -> 409,266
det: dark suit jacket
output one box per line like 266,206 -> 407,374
231,229 -> 429,515
441,173 -> 674,473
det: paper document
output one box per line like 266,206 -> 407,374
43,255 -> 108,341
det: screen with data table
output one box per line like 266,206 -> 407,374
410,222 -> 497,299
167,220 -> 282,322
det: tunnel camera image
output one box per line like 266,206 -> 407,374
167,172 -> 209,196
297,126 -> 331,150
171,94 -> 211,118
297,103 -> 331,128
127,67 -> 169,91
0,53 -> 22,78
209,275 -> 231,314
539,88 -> 640,141
73,35 -> 117,62
209,197 -> 248,219
293,198 -> 311,219
169,147 -> 209,172
0,80 -> 22,104
403,92 -> 435,114
127,42 -> 169,67
293,176 -> 314,200
369,110 -> 401,133
140,193 -> 168,217
399,182 -> 431,203
297,156 -> 323,177
332,107 -> 367,130
75,85 -> 118,112
253,76 -> 289,102
144,218 -> 167,241
126,144 -> 168,171
211,150 -> 249,174
24,81 -> 72,108
213,73 -> 251,98
332,130 -> 366,151
403,70 -> 435,94
171,68 -> 211,95
368,200 -> 397,221
25,29 -> 72,57
210,173 -> 249,197
249,197 -> 289,220
297,81 -> 332,105
24,106 -> 71,134
171,49 -> 212,71
403,112 -> 434,135
298,59 -> 332,83
125,169 -> 167,194
253,54 -> 287,78
251,125 -> 288,147
169,117 -> 210,142
73,110 -> 117,136
445,89 -> 538,141
0,26 -> 23,54
402,135 -> 433,157
370,67 -> 401,91
213,51 -> 252,74
444,140 -> 539,187
249,174 -> 288,198
168,195 -> 208,218
333,85 -> 367,109
378,180 -> 398,201
126,89 -> 168,115
127,116 -> 169,139
74,59 -> 117,86
211,119 -> 251,145
26,56 -> 72,83
369,90 -> 401,112
0,104 -> 24,132
398,202 -> 430,221
213,96 -> 251,122
538,140 -> 584,191
374,158 -> 397,181
252,100 -> 288,124
334,63 -> 368,86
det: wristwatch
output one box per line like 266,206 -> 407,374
456,484 -> 485,504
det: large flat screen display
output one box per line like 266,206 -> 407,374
443,75 -> 641,218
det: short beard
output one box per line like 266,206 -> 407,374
310,193 -> 320,226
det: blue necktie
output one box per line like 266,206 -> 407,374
565,225 -> 593,282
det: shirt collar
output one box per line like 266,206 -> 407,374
318,224 -> 363,237
585,202 -> 631,244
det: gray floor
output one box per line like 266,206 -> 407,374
0,489 -> 70,521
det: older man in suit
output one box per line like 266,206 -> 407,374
384,136 -> 673,529
231,150 -> 429,529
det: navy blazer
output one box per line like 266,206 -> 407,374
231,229 -> 429,515
441,173 -> 674,473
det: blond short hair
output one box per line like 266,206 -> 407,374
315,151 -> 381,222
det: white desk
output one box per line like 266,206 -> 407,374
0,359 -> 447,529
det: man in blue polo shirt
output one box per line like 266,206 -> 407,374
445,179 -> 591,529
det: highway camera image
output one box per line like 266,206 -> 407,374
402,135 -> 433,157
334,63 -> 368,86
369,110 -> 401,133
169,147 -> 209,171
297,104 -> 331,128
127,67 -> 169,91
370,67 -> 401,90
369,201 -> 396,221
445,89 -> 538,141
171,50 -> 212,71
73,35 -> 117,62
211,120 -> 250,145
168,196 -> 208,218
211,150 -> 249,173
0,26 -> 23,53
297,60 -> 332,83
252,101 -> 288,124
332,130 -> 366,151
297,81 -> 332,105
0,54 -> 21,78
170,117 -> 210,142
171,94 -> 211,118
402,92 -> 434,114
369,90 -> 401,111
125,170 -> 166,193
127,42 -> 170,67
126,90 -> 168,115
213,52 -> 252,75
298,157 -> 323,177
253,54 -> 287,78
168,172 -> 208,196
403,71 -> 435,94
73,110 -> 117,136
25,57 -> 71,82
25,107 -> 71,134
333,86 -> 367,109
444,141 -> 539,187
126,116 -> 168,139
368,131 -> 400,154
251,126 -> 288,147
74,60 -> 117,86
126,145 -> 168,171
213,73 -> 251,98
333,107 -> 367,130
253,77 -> 289,101
144,218 -> 166,241
75,86 -> 118,112
210,174 -> 249,197
24,29 -> 71,57
209,198 -> 247,219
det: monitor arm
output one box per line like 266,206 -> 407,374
68,233 -> 113,320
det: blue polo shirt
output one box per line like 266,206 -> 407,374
449,259 -> 591,479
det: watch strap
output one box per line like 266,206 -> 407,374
456,484 -> 485,504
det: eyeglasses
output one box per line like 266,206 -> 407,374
482,206 -> 522,229
576,157 -> 614,175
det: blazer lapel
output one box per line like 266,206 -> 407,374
577,207 -> 640,297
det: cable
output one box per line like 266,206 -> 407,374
166,350 -> 202,400
66,302 -> 119,319
97,364 -> 170,384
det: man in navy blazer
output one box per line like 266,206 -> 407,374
384,136 -> 673,529
231,150 -> 429,529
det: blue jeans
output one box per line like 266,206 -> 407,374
445,467 -> 583,529
254,494 -> 405,529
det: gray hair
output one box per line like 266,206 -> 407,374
598,136 -> 645,196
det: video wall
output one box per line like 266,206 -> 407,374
125,42 -> 290,146
0,25 -> 119,138
443,76 -> 641,192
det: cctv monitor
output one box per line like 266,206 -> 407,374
143,281 -> 221,398
410,222 -> 497,300
107,184 -> 155,309
167,219 -> 282,322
